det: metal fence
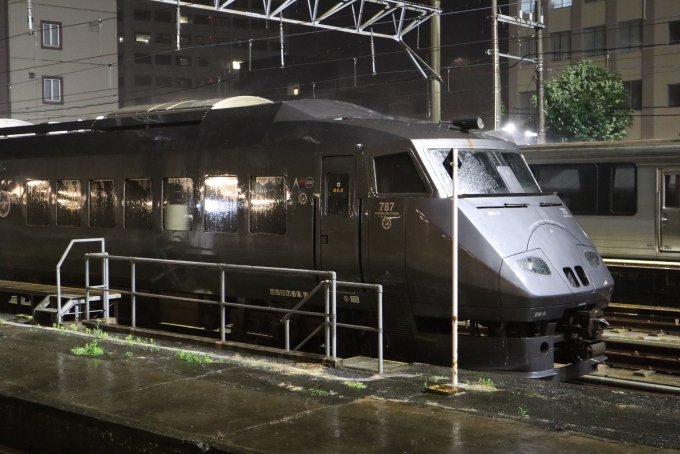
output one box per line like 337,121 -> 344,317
79,252 -> 384,373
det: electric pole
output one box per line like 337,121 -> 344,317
492,0 -> 501,130
431,0 -> 441,122
536,0 -> 545,143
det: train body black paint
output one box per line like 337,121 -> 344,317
0,98 -> 612,378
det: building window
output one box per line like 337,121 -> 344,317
57,180 -> 81,227
43,77 -> 63,104
133,9 -> 152,21
155,54 -> 172,65
156,76 -> 173,87
214,16 -> 229,28
180,14 -> 190,24
134,53 -> 152,64
669,84 -> 680,108
583,26 -> 606,56
518,91 -> 536,117
194,14 -> 211,25
551,31 -> 571,62
195,36 -> 210,46
176,78 -> 193,88
155,33 -> 172,44
233,18 -> 249,29
550,0 -> 571,8
154,10 -> 172,22
197,58 -> 210,68
134,32 -> 151,43
623,80 -> 642,110
41,21 -> 61,49
619,20 -> 642,52
89,21 -> 100,32
26,180 -> 51,226
134,75 -> 153,86
670,21 -> 680,45
179,35 -> 191,46
175,56 -> 192,66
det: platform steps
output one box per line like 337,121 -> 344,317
33,294 -> 118,324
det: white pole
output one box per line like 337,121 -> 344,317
452,148 -> 459,386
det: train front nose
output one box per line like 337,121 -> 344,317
500,224 -> 613,309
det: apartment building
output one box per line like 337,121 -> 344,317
508,0 -> 680,139
117,0 -> 280,108
0,0 -> 118,122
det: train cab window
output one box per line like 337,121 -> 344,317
374,152 -> 427,194
250,176 -> 286,234
611,165 -> 637,214
326,173 -> 350,215
56,179 -> 81,227
204,176 -> 238,233
89,179 -> 115,228
533,165 -> 598,214
125,179 -> 153,230
665,174 -> 680,208
163,178 -> 193,231
26,180 -> 50,226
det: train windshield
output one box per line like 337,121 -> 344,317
428,149 -> 539,196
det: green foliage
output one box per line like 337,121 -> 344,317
72,340 -> 104,356
125,351 -> 133,358
538,60 -> 633,142
518,406 -> 528,418
478,377 -> 494,386
344,381 -> 367,389
92,328 -> 109,339
175,351 -> 213,364
310,388 -> 330,396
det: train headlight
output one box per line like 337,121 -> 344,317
584,251 -> 600,268
517,257 -> 551,275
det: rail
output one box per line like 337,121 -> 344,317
55,238 -> 107,324
82,253 -> 384,373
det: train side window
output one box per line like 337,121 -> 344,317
163,178 -> 193,231
611,165 -> 637,215
533,165 -> 598,215
374,152 -> 428,194
57,179 -> 81,227
250,176 -> 286,234
665,174 -> 680,208
204,176 -> 238,233
26,180 -> 50,226
125,179 -> 153,230
327,173 -> 350,215
89,179 -> 115,228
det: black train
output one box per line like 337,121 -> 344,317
0,97 -> 612,379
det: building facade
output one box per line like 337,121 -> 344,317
508,0 -> 680,140
0,0 -> 118,123
116,0 -> 280,108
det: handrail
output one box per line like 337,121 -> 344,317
56,238 -> 106,324
82,252 -> 383,373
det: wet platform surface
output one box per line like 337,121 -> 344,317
1,318 -> 680,453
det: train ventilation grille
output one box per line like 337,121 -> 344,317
563,268 -> 580,288
382,292 -> 416,337
563,267 -> 590,287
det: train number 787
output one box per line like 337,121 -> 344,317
379,202 -> 395,212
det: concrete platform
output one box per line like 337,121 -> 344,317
1,317 -> 679,453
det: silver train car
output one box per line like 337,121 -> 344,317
523,139 -> 680,306
0,98 -> 612,378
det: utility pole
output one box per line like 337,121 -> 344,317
430,0 -> 441,123
535,0 -> 545,143
492,0 -> 501,130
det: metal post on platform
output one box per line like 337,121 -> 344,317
452,148 -> 459,386
85,255 -> 90,320
56,264 -> 62,324
284,319 -> 290,351
324,282 -> 330,358
103,253 -> 110,320
220,269 -> 226,342
331,272 -> 337,360
131,261 -> 136,328
377,285 -> 383,374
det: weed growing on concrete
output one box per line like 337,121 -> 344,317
70,325 -> 78,332
176,351 -> 213,364
344,381 -> 367,389
71,340 -> 104,356
92,328 -> 109,339
125,351 -> 133,358
125,334 -> 134,346
85,328 -> 91,335
310,388 -> 330,396
478,378 -> 494,386
517,407 -> 528,418
52,323 -> 66,333
431,376 -> 447,382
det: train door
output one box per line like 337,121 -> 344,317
660,170 -> 680,251
320,156 -> 357,281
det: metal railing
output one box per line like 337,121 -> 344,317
55,238 -> 107,324
82,253 -> 384,372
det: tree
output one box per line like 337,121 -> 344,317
537,60 -> 634,142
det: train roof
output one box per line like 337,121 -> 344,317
0,96 -> 501,144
